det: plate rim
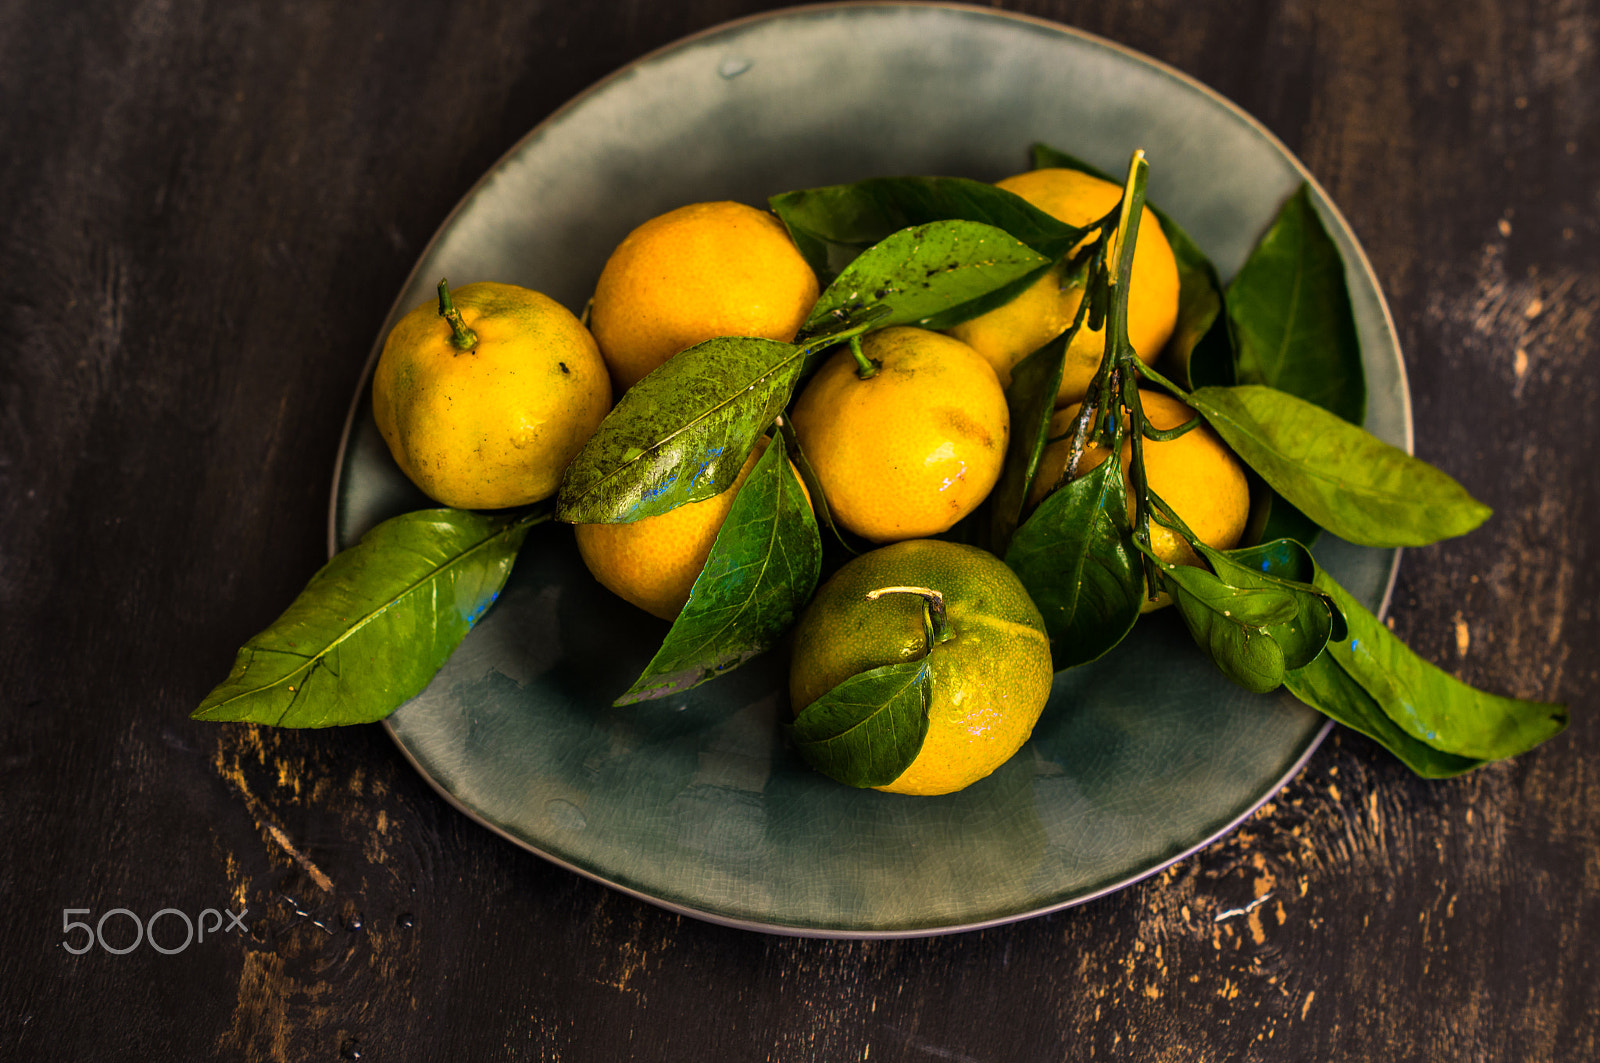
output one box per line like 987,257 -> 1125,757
325,0 -> 1407,938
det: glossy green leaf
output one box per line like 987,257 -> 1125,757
1196,539 -> 1341,670
193,509 -> 538,727
1155,559 -> 1298,627
987,328 -> 1073,554
616,432 -> 822,704
776,414 -> 856,555
1005,456 -> 1143,670
1162,218 -> 1227,388
1227,185 -> 1365,425
1189,384 -> 1492,547
1314,570 -> 1568,760
916,263 -> 1060,334
1030,142 -> 1225,383
800,220 -> 1052,337
1216,536 -> 1317,583
1284,655 -> 1485,778
1181,319 -> 1238,391
1252,488 -> 1321,550
555,336 -> 801,524
1151,550 -> 1297,694
770,176 -> 1085,281
790,659 -> 931,788
557,307 -> 883,526
1205,537 -> 1345,638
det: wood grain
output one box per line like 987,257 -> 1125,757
1,0 -> 1594,1059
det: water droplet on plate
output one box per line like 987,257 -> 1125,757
718,56 -> 753,79
340,1037 -> 363,1059
395,912 -> 415,930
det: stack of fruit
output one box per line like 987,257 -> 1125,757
194,146 -> 1566,796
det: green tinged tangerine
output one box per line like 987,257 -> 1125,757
789,540 -> 1053,795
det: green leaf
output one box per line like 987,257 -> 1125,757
1182,319 -> 1238,391
1284,654 -> 1485,778
800,220 -> 1052,337
987,328 -> 1073,554
770,176 -> 1086,281
1004,456 -> 1143,669
193,509 -> 537,727
556,336 -> 802,524
1189,384 -> 1492,547
1151,551 -> 1297,694
1314,570 -> 1568,760
1252,487 -> 1321,550
1207,537 -> 1345,642
1194,539 -> 1340,670
1230,193 -> 1359,549
1215,535 -> 1318,583
776,413 -> 856,556
1227,185 -> 1366,425
1156,559 -> 1299,627
790,659 -> 932,788
616,432 -> 822,704
1162,218 -> 1228,389
1029,141 -> 1226,385
557,309 -> 882,525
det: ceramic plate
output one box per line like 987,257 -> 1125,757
330,2 -> 1409,937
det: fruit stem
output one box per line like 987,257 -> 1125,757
849,335 -> 879,380
437,278 -> 479,353
865,585 -> 951,646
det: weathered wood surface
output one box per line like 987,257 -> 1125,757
1,1 -> 1594,1059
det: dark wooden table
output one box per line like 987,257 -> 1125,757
4,1 -> 1594,1059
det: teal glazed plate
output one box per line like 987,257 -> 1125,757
331,3 -> 1410,937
